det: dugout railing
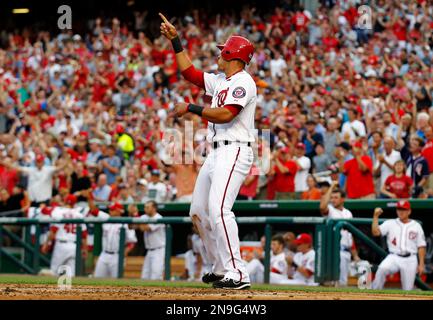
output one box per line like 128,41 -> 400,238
0,216 -> 431,291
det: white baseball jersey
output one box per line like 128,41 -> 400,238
379,219 -> 426,255
292,249 -> 315,283
50,207 -> 87,242
101,223 -> 137,253
327,204 -> 353,249
139,213 -> 166,249
203,70 -> 257,143
270,252 -> 288,276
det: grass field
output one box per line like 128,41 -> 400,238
0,274 -> 432,300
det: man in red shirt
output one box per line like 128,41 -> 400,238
340,141 -> 375,199
270,147 -> 298,200
0,157 -> 19,194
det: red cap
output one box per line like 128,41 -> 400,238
352,140 -> 363,149
296,142 -> 306,150
294,233 -> 313,245
396,200 -> 411,210
280,146 -> 290,154
116,124 -> 125,134
79,131 -> 89,138
35,154 -> 45,162
109,202 -> 124,212
65,194 -> 77,206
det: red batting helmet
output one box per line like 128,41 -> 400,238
217,35 -> 254,65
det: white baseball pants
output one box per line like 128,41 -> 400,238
246,258 -> 264,283
141,247 -> 165,280
339,250 -> 351,286
189,144 -> 253,283
372,254 -> 418,290
94,252 -> 119,278
50,242 -> 76,276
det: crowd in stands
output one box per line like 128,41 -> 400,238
2,0 -> 433,219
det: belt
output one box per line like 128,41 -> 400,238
213,140 -> 251,149
396,253 -> 412,258
147,247 -> 164,251
104,251 -> 118,255
58,240 -> 76,244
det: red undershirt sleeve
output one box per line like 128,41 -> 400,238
181,65 -> 205,89
224,104 -> 243,116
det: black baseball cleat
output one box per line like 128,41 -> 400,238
212,278 -> 251,290
202,272 -> 224,284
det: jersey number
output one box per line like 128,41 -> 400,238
64,224 -> 76,234
391,237 -> 397,246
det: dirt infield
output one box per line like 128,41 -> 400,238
0,284 -> 432,300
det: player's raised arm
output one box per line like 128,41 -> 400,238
159,13 -> 205,89
319,180 -> 338,215
371,207 -> 382,237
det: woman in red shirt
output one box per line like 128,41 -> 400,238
381,160 -> 413,199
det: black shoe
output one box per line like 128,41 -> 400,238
202,272 -> 224,284
212,278 -> 251,290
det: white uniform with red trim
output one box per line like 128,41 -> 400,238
49,207 -> 87,276
282,249 -> 318,286
140,213 -> 166,280
372,218 -> 426,290
269,252 -> 289,284
327,204 -> 354,286
94,211 -> 137,278
190,70 -> 256,283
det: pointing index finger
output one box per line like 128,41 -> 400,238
159,13 -> 169,24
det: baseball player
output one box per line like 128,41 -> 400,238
133,200 -> 166,280
371,200 -> 426,290
41,194 -> 88,277
320,181 -> 360,286
190,225 -> 213,280
93,202 -> 137,278
284,233 -> 318,286
160,13 -> 256,290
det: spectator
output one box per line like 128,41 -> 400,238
70,162 -> 92,206
324,117 -> 340,163
86,139 -> 103,171
339,141 -> 375,199
270,147 -> 298,200
115,124 -> 135,161
341,108 -> 366,142
145,169 -> 168,203
400,135 -> 430,198
313,143 -> 332,173
421,125 -> 433,191
375,136 -> 401,190
302,120 -> 324,158
294,142 -> 311,195
92,174 -> 111,202
99,145 -> 122,185
1,154 -> 69,207
383,111 -> 399,141
381,160 -> 413,199
301,175 -> 322,200
169,162 -> 199,202
237,164 -> 259,200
